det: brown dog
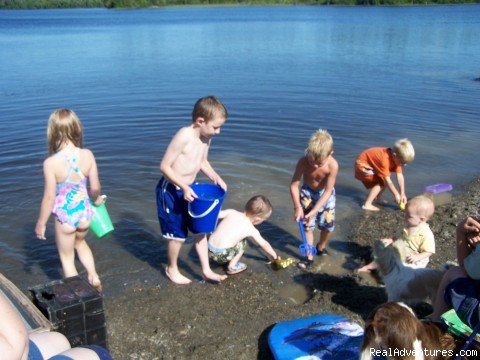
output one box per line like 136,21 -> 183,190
360,302 -> 457,360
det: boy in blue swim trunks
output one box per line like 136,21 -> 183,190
290,129 -> 338,269
156,96 -> 228,284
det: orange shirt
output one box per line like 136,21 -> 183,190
355,147 -> 401,179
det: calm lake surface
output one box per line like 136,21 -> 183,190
1,5 -> 479,294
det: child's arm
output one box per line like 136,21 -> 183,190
290,158 -> 305,221
86,150 -> 102,205
406,252 -> 432,264
35,159 -> 56,240
383,175 -> 401,204
305,160 -> 338,221
396,172 -> 407,204
160,129 -> 197,201
250,228 -> 278,261
200,159 -> 227,191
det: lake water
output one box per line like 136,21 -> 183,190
1,5 -> 479,294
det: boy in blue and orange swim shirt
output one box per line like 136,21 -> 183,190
290,129 -> 339,269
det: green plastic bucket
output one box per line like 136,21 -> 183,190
89,196 -> 114,238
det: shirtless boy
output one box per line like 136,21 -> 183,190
156,96 -> 228,284
290,129 -> 339,269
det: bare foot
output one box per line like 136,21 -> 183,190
202,270 -> 227,283
362,204 -> 380,211
165,266 -> 192,285
88,274 -> 103,292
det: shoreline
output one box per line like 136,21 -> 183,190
2,2 -> 479,10
104,178 -> 480,359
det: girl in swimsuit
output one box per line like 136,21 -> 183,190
35,109 -> 104,292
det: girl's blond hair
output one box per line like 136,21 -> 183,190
47,109 -> 83,155
306,129 -> 333,162
393,138 -> 415,163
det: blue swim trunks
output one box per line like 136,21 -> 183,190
300,184 -> 336,232
156,177 -> 189,241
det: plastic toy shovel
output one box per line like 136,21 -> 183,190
297,220 -> 317,256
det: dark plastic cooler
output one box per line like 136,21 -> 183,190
29,276 -> 107,349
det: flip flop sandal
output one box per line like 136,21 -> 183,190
297,259 -> 314,270
227,262 -> 247,275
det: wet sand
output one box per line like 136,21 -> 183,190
104,179 -> 480,359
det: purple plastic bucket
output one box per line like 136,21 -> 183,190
424,183 -> 453,194
187,183 -> 226,234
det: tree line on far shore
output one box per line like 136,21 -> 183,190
1,0 -> 479,9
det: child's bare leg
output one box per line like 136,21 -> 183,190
74,225 -> 102,292
357,261 -> 378,272
363,184 -> 383,211
374,187 -> 386,204
54,221 -> 78,278
316,230 -> 331,252
195,234 -> 227,282
227,250 -> 245,272
166,239 -> 191,285
298,228 -> 315,269
430,266 -> 467,321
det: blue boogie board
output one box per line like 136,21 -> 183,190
268,314 -> 364,360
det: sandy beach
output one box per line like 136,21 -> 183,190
104,179 -> 480,359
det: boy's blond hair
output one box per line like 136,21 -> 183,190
408,195 -> 435,219
306,129 -> 333,162
47,109 -> 83,156
245,195 -> 272,218
393,138 -> 415,163
192,95 -> 228,123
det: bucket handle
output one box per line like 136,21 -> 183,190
188,199 -> 220,218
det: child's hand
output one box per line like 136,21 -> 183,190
400,194 -> 407,204
294,207 -> 304,222
406,253 -> 424,264
215,177 -> 227,191
304,209 -> 317,222
182,186 -> 197,202
394,193 -> 402,204
467,232 -> 480,246
35,223 -> 46,240
94,195 -> 106,206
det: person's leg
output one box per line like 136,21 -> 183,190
195,234 -> 227,282
316,230 -> 331,253
226,239 -> 247,274
363,184 -> 383,211
166,239 -> 191,284
227,249 -> 246,274
74,223 -> 102,292
374,186 -> 386,204
54,220 -> 79,278
430,266 -> 467,321
29,332 -> 71,359
305,228 -> 315,260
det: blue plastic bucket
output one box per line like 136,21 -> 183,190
188,183 -> 226,234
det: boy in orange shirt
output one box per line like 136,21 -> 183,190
354,138 -> 414,211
